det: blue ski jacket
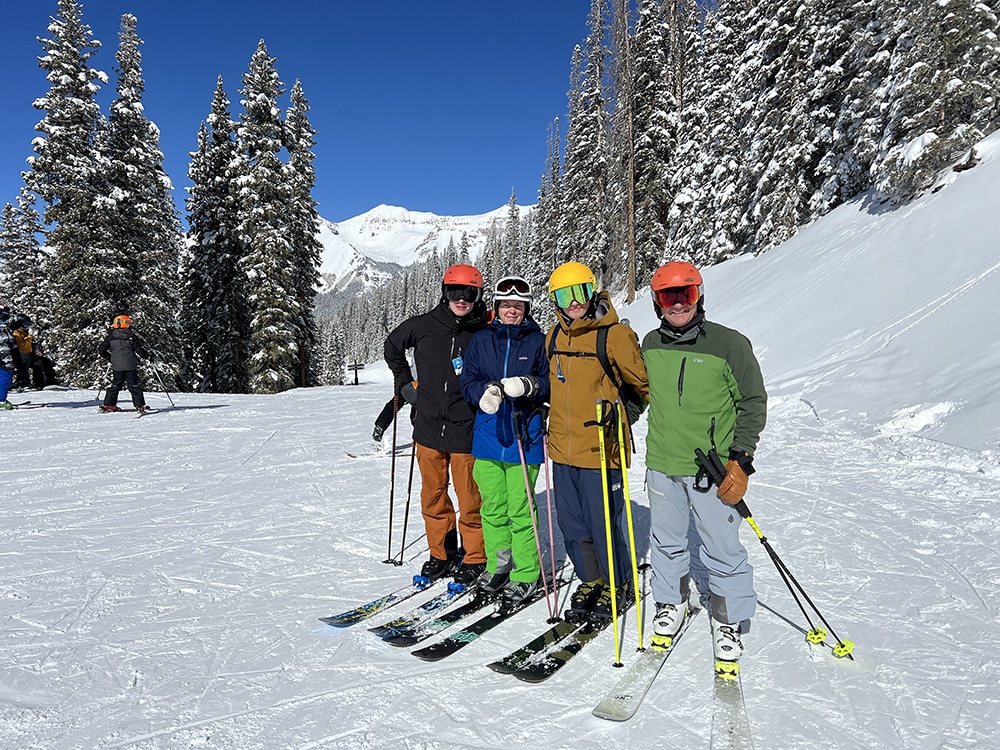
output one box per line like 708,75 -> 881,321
460,317 -> 550,464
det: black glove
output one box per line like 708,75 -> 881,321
401,381 -> 418,406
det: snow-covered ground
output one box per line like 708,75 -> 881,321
3,135 -> 1000,748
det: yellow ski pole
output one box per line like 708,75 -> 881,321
614,399 -> 643,649
596,401 -> 623,667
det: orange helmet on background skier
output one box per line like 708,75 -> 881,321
113,315 -> 132,329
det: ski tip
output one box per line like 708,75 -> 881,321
715,660 -> 740,680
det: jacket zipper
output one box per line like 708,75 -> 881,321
677,356 -> 687,406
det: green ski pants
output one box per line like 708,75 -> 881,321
472,459 -> 541,583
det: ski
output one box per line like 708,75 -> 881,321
319,575 -> 439,627
346,442 -> 412,459
711,662 -> 752,749
382,589 -> 497,647
411,585 -> 549,662
369,580 -> 471,639
510,615 -> 614,683
591,606 -> 702,721
486,618 -> 583,674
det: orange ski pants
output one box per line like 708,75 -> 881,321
416,443 -> 485,564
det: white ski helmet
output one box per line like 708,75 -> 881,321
493,276 -> 532,317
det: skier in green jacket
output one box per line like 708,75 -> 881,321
641,261 -> 767,667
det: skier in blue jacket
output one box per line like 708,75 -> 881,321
460,276 -> 550,606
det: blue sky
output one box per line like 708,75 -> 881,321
0,1 -> 590,223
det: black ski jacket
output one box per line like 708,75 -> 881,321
384,301 -> 487,454
99,328 -> 148,371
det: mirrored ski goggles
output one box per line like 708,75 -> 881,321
655,285 -> 699,308
550,282 -> 594,309
444,284 -> 483,303
496,277 -> 531,295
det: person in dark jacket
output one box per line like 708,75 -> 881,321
460,276 -> 550,606
384,264 -> 489,585
98,314 -> 149,413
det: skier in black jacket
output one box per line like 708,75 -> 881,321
384,264 -> 489,585
98,314 -> 149,413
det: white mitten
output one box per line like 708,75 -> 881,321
479,383 -> 503,414
500,376 -> 539,399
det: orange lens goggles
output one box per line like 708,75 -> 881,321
655,286 -> 699,308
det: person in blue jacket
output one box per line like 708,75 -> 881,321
460,276 -> 550,606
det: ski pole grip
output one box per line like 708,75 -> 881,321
735,500 -> 751,519
694,448 -> 726,485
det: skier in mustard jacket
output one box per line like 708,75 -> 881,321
545,262 -> 649,623
641,261 -> 767,667
460,276 -> 550,606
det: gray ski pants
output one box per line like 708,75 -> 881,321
647,469 -> 756,626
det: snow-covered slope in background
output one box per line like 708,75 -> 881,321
622,129 -> 1000,453
316,204 -> 524,295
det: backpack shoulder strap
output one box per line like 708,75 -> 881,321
596,325 -> 622,389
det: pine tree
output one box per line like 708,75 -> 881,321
103,13 -> 184,389
561,0 -> 613,282
25,0 -> 111,385
319,322 -> 346,386
237,40 -> 300,394
183,77 -> 248,392
284,79 -> 323,388
875,0 -> 1000,201
1,188 -> 49,327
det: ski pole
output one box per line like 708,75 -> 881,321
383,394 -> 401,565
695,448 -> 855,659
513,411 -> 554,620
95,362 -> 111,401
540,432 -> 559,623
391,439 -> 417,566
151,365 -> 176,407
595,400 -> 624,667
613,400 -> 644,650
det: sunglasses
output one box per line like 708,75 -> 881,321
496,277 -> 530,295
550,282 -> 594,309
655,286 -> 699,308
444,284 -> 482,303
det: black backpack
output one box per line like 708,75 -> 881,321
547,322 -> 646,426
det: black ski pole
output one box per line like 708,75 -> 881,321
695,448 -> 855,659
383,394 -> 400,565
391,438 -> 417,566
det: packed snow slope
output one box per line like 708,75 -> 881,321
2,134 -> 1000,749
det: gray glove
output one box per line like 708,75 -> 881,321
479,383 -> 503,414
500,376 -> 539,399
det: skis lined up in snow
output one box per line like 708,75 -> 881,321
319,575 -> 439,627
411,585 -> 551,662
711,666 -> 753,750
509,614 -> 615,683
486,618 -> 584,675
369,581 -> 472,639
382,589 -> 497,647
591,607 -> 702,721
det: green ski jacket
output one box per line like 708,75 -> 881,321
641,320 -> 767,476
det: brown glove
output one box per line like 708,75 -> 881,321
716,460 -> 748,505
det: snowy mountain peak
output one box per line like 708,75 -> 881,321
316,202 -> 531,295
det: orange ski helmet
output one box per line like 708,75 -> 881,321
113,315 -> 132,329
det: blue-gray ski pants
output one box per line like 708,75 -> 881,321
647,469 -> 756,626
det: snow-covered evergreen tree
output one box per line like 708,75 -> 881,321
1,188 -> 48,327
284,79 -> 323,388
183,77 -> 248,393
237,40 -> 300,394
319,322 -> 346,386
24,0 -> 111,385
103,13 -> 184,388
